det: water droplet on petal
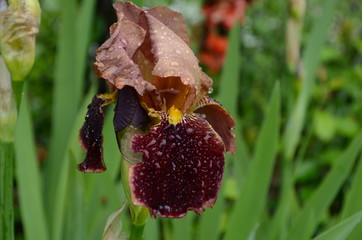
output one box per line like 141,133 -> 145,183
97,62 -> 105,68
164,70 -> 175,76
170,61 -> 179,67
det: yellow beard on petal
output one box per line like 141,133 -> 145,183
168,106 -> 183,125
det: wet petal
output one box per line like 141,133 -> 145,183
132,50 -> 163,110
146,6 -> 190,46
143,6 -> 212,98
113,2 -> 190,45
200,72 -> 213,96
78,96 -> 107,173
129,115 -> 225,218
93,8 -> 156,95
194,97 -> 236,154
144,13 -> 204,112
113,1 -> 142,23
94,2 -> 214,113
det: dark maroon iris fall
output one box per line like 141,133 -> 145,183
130,114 -> 225,218
78,1 -> 235,218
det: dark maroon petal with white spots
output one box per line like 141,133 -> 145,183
129,115 -> 225,218
78,96 -> 107,173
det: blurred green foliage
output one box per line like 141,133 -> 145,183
8,0 -> 362,239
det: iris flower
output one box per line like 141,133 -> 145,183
78,2 -> 235,219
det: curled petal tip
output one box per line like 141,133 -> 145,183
195,97 -> 236,154
77,162 -> 106,173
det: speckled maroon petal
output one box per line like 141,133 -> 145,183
194,97 -> 236,154
129,115 -> 225,218
78,96 -> 107,173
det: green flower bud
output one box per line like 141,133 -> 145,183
0,0 -> 40,82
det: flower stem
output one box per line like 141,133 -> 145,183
11,81 -> 24,110
0,141 -> 14,240
130,223 -> 145,240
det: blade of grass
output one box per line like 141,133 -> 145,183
45,0 -> 77,224
283,0 -> 339,160
341,155 -> 362,218
51,85 -> 96,240
217,21 -> 250,171
218,22 -> 240,118
84,178 -> 124,240
268,161 -> 293,240
198,186 -> 225,240
0,141 -> 14,240
160,219 -> 173,240
233,120 -> 250,184
62,150 -> 86,240
143,218 -> 160,240
82,109 -> 126,239
131,0 -> 144,7
224,83 -> 280,240
341,155 -> 362,240
286,132 -> 362,240
45,0 -> 96,225
270,102 -> 315,240
72,108 -> 125,239
103,108 -> 122,181
83,172 -> 124,240
173,212 -> 195,240
198,21 -> 246,240
0,56 -> 14,240
198,153 -> 236,240
218,22 -> 250,168
14,92 -> 49,240
74,0 -> 97,107
312,211 -> 362,240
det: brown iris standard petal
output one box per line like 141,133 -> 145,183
132,50 -> 164,110
146,6 -> 190,46
78,96 -> 108,173
93,10 -> 156,95
113,1 -> 142,24
144,13 -> 204,112
129,114 -> 225,218
113,2 -> 190,46
200,72 -> 213,96
194,97 -> 236,154
94,2 -> 214,113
